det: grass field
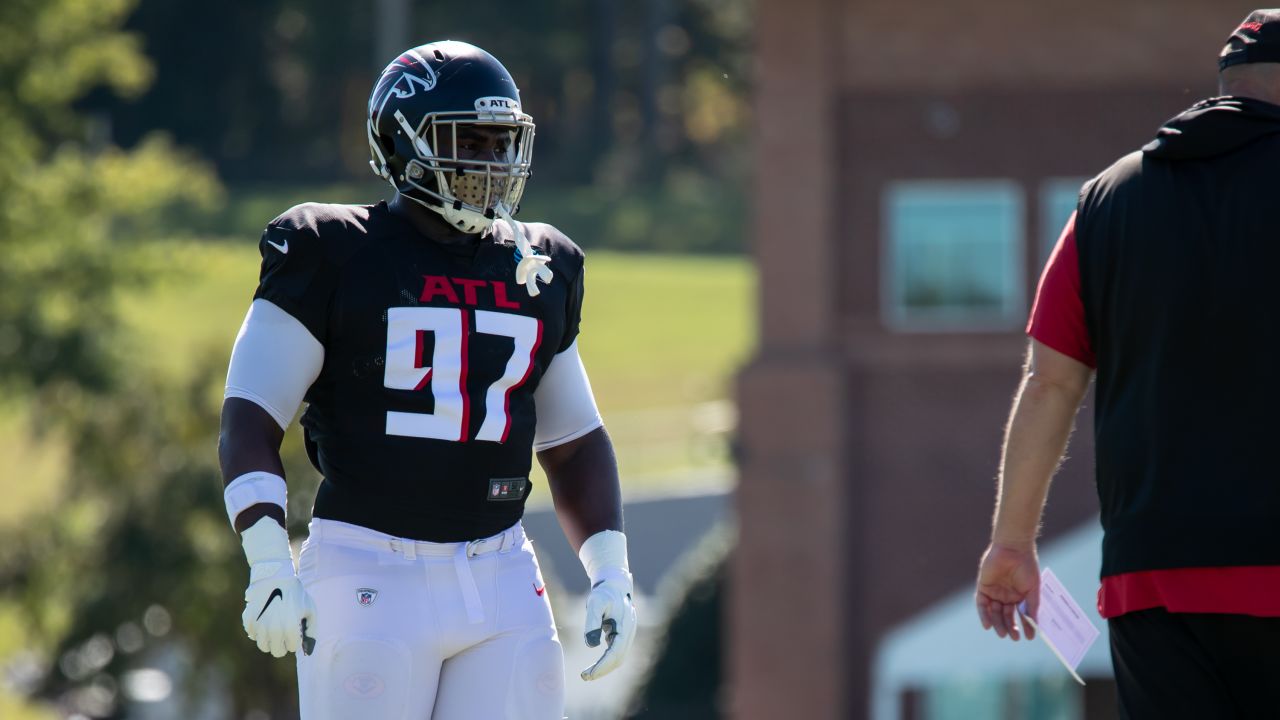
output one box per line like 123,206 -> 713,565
116,242 -> 753,409
0,241 -> 752,715
114,240 -> 755,493
2,242 -> 753,520
2,243 -> 753,523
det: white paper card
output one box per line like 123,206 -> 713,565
1018,567 -> 1100,685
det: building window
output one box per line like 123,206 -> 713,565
1040,178 -> 1086,263
884,181 -> 1024,331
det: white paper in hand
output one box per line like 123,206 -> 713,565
1018,567 -> 1100,686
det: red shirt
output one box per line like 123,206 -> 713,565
1028,213 -> 1280,619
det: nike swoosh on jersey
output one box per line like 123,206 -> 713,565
267,238 -> 289,254
257,588 -> 284,620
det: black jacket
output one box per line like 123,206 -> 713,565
1075,97 -> 1280,577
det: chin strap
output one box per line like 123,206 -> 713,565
497,204 -> 552,296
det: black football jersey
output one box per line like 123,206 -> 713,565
252,201 -> 585,542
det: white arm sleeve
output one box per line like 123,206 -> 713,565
533,340 -> 604,451
224,299 -> 324,430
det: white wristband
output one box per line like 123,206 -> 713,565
224,471 -> 287,530
578,530 -> 631,584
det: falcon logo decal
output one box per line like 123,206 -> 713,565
393,49 -> 438,97
372,64 -> 438,124
370,50 -> 438,124
391,71 -> 436,99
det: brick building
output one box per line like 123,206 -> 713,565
732,2 -> 1262,718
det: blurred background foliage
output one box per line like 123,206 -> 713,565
624,522 -> 731,720
0,0 -> 751,717
93,0 -> 752,252
0,0 -> 221,394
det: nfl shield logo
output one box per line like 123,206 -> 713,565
356,588 -> 377,607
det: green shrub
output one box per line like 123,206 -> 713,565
625,522 -> 734,719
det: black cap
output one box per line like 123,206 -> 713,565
1219,9 -> 1280,69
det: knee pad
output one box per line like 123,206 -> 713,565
507,632 -> 565,720
299,637 -> 413,720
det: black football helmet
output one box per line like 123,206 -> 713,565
367,41 -> 535,233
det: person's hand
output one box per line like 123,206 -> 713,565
240,517 -> 318,657
577,530 -> 636,681
975,541 -> 1040,641
580,570 -> 636,681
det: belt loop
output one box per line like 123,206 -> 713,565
454,543 -> 486,624
500,528 -> 516,554
401,539 -> 416,561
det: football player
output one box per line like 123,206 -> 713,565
217,41 -> 635,719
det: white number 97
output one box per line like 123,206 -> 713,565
384,306 -> 542,443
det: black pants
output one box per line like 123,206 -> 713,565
1109,609 -> 1280,719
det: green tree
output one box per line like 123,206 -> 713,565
0,0 -> 221,395
97,0 -> 755,253
0,0 -> 263,717
4,363 -> 317,718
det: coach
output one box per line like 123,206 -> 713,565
974,9 -> 1280,717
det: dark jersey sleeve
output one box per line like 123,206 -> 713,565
520,220 -> 587,354
252,216 -> 337,345
560,263 -> 585,353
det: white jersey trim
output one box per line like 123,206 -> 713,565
533,340 -> 603,451
224,299 -> 324,430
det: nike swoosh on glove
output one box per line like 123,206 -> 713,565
240,517 -> 317,658
579,530 -> 637,681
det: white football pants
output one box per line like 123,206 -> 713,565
296,518 -> 565,720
